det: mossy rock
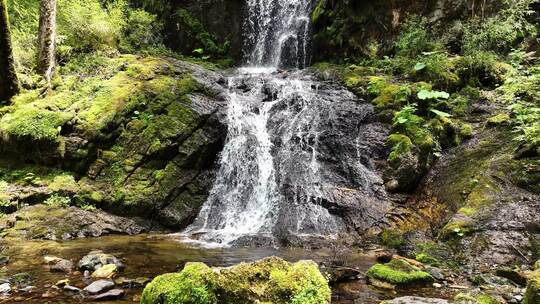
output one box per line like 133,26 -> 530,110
366,259 -> 433,286
454,292 -> 502,304
487,113 -> 510,126
524,276 -> 540,304
141,257 -> 331,304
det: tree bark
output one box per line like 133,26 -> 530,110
0,0 -> 19,102
37,0 -> 56,83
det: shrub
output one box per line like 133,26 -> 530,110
395,16 -> 442,58
120,9 -> 163,53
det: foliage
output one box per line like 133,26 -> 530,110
417,90 -> 450,101
395,17 -> 442,58
461,0 -> 538,55
44,194 -> 71,207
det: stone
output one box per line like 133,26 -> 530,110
78,251 -> 124,271
92,289 -> 125,301
322,266 -> 362,283
55,279 -> 70,288
64,285 -> 82,293
44,256 -> 62,264
426,267 -> 445,281
382,296 -> 449,304
0,256 -> 9,265
91,264 -> 118,279
496,268 -> 528,285
0,283 -> 11,294
114,277 -> 150,288
84,280 -> 115,294
49,259 -> 74,273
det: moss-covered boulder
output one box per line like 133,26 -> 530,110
366,259 -> 433,286
141,257 -> 331,304
524,275 -> 540,304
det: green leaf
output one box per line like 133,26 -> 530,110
192,48 -> 204,55
430,109 -> 452,118
417,90 -> 450,100
397,117 -> 409,124
414,62 -> 426,71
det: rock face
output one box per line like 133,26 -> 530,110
141,257 -> 331,304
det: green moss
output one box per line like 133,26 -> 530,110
454,292 -> 501,304
440,219 -> 474,239
379,229 -> 405,248
524,276 -> 540,304
366,259 -> 433,285
0,107 -> 72,141
141,264 -> 217,304
141,257 -> 330,304
487,113 -> 510,126
414,253 -> 441,267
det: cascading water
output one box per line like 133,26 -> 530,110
184,0 -> 390,246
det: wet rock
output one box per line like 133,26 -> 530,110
382,296 -> 449,304
49,258 -> 74,273
84,280 -> 114,294
78,251 -> 124,271
92,289 -> 125,301
63,285 -> 82,293
19,286 -> 35,293
91,264 -> 118,279
0,283 -> 11,294
322,266 -> 362,283
55,279 -> 70,288
0,256 -> 9,265
114,277 -> 150,288
426,267 -> 445,281
496,268 -> 528,285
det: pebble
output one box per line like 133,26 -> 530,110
64,285 -> 82,293
433,283 -> 442,288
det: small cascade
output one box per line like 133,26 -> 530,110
245,0 -> 312,68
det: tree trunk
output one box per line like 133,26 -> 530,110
0,0 -> 19,102
37,0 -> 56,83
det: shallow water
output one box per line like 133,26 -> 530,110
0,234 -> 455,303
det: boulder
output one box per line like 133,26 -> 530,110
525,276 -> 540,304
83,280 -> 115,294
49,258 -> 74,273
91,264 -> 118,279
78,251 -> 124,271
141,257 -> 330,304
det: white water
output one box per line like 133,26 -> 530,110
184,0 -> 344,246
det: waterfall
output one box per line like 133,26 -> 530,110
184,0 -> 364,246
245,0 -> 312,68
